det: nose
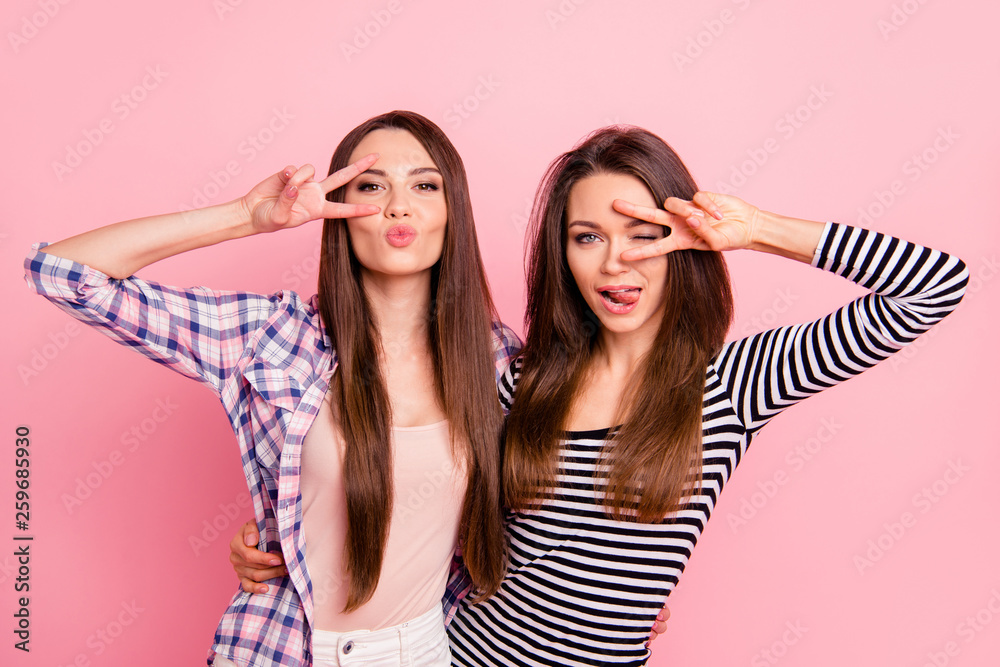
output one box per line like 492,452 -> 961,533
383,189 -> 411,219
600,239 -> 629,275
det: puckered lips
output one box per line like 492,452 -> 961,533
385,224 -> 416,247
597,284 -> 642,314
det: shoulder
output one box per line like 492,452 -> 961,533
252,289 -> 321,325
497,355 -> 523,412
490,320 -> 524,370
255,290 -> 326,341
232,291 -> 331,379
487,321 -> 523,413
273,290 -> 320,320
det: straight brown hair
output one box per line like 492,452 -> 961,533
319,111 -> 506,609
505,127 -> 734,522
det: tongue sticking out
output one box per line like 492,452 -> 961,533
603,289 -> 640,305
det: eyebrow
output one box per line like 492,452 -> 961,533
567,219 -> 660,230
360,167 -> 442,177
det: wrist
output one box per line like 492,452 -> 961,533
227,198 -> 257,239
745,210 -> 824,264
746,209 -> 782,254
173,199 -> 257,253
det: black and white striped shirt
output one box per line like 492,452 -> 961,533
447,223 -> 968,666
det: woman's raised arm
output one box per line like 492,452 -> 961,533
41,155 -> 380,278
613,192 -> 968,431
25,155 -> 381,395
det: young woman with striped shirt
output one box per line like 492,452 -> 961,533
452,127 -> 967,666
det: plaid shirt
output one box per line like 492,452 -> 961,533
24,244 -> 522,667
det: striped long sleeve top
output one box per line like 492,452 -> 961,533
446,222 -> 968,666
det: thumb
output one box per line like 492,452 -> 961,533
243,521 -> 259,546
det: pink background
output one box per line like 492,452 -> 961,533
4,1 -> 999,665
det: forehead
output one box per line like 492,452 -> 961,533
566,173 -> 656,221
348,128 -> 436,169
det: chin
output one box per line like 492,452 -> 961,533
602,321 -> 642,335
594,309 -> 662,337
387,260 -> 438,276
590,312 -> 635,334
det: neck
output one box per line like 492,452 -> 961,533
592,326 -> 657,378
362,268 -> 434,349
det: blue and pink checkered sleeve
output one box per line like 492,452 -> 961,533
24,243 -> 277,395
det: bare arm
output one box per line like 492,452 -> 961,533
42,155 -> 380,278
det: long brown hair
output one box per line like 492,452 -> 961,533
505,127 -> 734,522
319,111 -> 506,609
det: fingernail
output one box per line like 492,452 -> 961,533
258,585 -> 268,593
245,536 -> 255,545
283,170 -> 291,178
269,558 -> 281,566
713,209 -> 723,220
285,185 -> 297,198
688,216 -> 701,228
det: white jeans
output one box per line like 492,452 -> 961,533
213,604 -> 451,667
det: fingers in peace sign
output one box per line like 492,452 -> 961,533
247,153 -> 383,234
615,191 -> 760,261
